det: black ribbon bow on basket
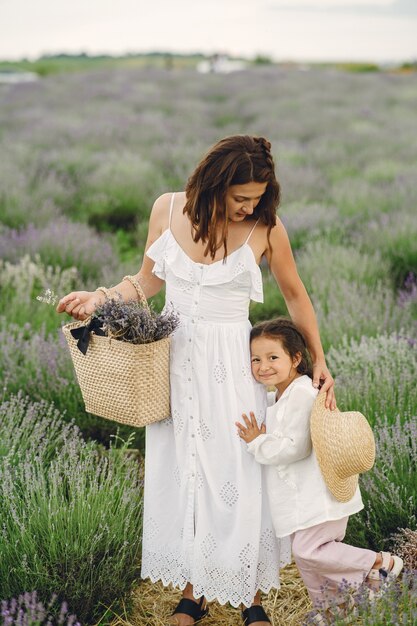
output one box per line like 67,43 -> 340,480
70,317 -> 106,355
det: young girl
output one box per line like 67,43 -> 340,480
236,317 -> 403,624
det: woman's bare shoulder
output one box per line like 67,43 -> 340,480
266,214 -> 289,246
253,214 -> 286,254
151,192 -> 171,216
152,191 -> 186,217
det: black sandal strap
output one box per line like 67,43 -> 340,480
242,604 -> 271,625
173,597 -> 208,620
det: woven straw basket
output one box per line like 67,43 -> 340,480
62,318 -> 171,428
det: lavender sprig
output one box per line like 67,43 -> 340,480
36,289 -> 59,307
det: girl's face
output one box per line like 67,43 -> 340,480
250,335 -> 301,394
225,182 -> 267,222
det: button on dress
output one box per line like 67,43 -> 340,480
140,194 -> 290,608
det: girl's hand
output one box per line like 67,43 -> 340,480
312,360 -> 336,410
235,412 -> 266,443
56,291 -> 104,321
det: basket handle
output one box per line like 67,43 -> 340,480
123,275 -> 150,310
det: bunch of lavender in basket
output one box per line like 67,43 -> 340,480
93,294 -> 180,344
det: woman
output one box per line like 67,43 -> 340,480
57,135 -> 335,626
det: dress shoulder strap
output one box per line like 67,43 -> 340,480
244,218 -> 260,244
168,192 -> 176,228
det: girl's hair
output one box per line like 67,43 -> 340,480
184,135 -> 280,260
250,317 -> 313,378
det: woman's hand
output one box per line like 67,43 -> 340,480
312,360 -> 336,410
235,412 -> 266,443
56,291 -> 104,321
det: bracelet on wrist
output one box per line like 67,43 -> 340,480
123,275 -> 148,308
95,286 -> 111,299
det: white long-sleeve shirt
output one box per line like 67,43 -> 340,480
247,375 -> 363,537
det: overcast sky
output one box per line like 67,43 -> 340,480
1,0 -> 416,62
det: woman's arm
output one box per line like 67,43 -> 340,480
264,217 -> 336,409
57,194 -> 170,320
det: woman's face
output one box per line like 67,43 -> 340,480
225,182 -> 267,222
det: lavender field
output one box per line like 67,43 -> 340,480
0,66 -> 416,624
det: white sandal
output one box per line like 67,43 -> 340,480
366,551 -> 404,600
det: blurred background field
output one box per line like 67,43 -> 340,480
0,62 -> 416,624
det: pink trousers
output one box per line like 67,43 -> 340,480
290,517 -> 376,608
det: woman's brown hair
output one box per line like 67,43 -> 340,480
184,135 -> 280,260
250,317 -> 313,378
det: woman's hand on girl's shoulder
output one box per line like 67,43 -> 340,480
313,362 -> 337,410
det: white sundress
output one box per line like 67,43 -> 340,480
141,193 -> 290,608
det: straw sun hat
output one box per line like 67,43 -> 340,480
310,393 -> 376,503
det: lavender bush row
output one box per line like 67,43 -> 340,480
0,318 -> 145,450
0,256 -> 78,333
295,240 -> 391,290
327,333 -> 417,425
68,150 -> 167,234
280,201 -> 344,250
0,394 -> 78,465
1,69 -> 415,243
0,218 -> 118,282
364,212 -> 417,287
0,318 -> 82,416
307,280 -> 412,353
305,571 -> 417,625
345,416 -> 416,552
398,272 -> 417,315
0,394 -> 143,624
1,591 -> 80,626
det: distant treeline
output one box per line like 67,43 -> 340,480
0,52 -> 415,76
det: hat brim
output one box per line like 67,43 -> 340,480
317,463 -> 359,503
310,393 -> 375,503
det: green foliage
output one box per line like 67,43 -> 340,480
0,394 -> 143,624
294,242 -> 414,351
0,52 -> 206,76
0,318 -> 146,452
0,67 -> 416,589
345,417 -> 416,553
71,153 -> 165,233
356,212 -> 417,287
327,334 -> 417,425
250,269 -> 288,323
317,572 -> 417,625
0,255 -> 79,333
334,62 -> 380,73
252,55 -> 274,66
